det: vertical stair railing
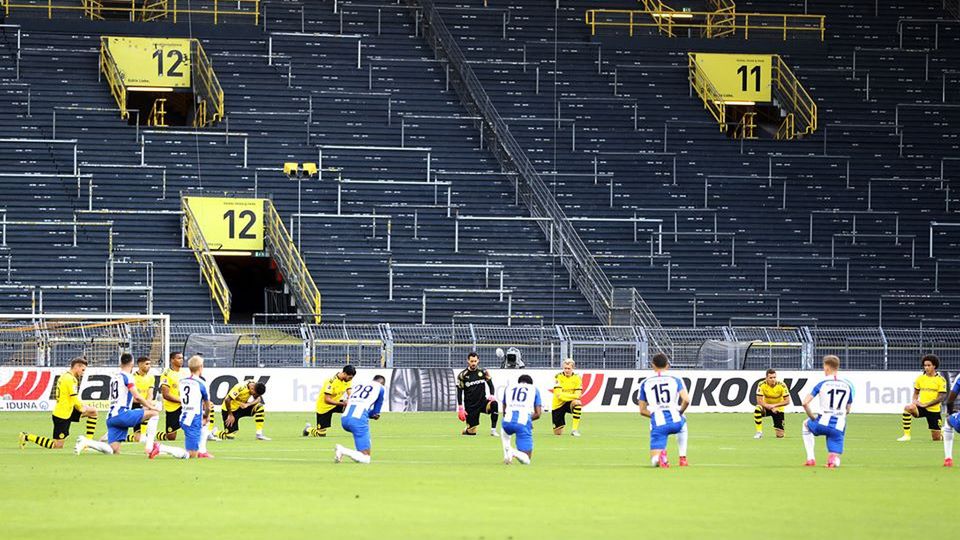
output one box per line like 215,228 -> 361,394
191,40 -> 224,128
263,200 -> 321,324
99,38 -> 128,120
772,55 -> 816,138
181,198 -> 231,323
414,0 -> 669,351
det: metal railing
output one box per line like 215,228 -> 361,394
687,53 -> 728,132
264,200 -> 322,324
192,40 -> 224,127
413,0 -> 668,352
2,0 -> 259,24
772,55 -> 817,138
180,198 -> 231,323
585,7 -> 826,41
98,38 -> 127,120
29,323 -> 951,370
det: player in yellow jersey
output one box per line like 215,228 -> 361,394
124,355 -> 156,442
898,354 -> 947,442
158,351 -> 184,441
219,378 -> 269,440
753,369 -> 790,439
19,357 -> 99,450
552,359 -> 583,437
304,365 -> 356,438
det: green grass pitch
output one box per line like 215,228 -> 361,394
1,412 -> 952,539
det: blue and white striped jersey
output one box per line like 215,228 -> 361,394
344,381 -> 385,420
638,375 -> 685,427
498,382 -> 541,425
179,376 -> 209,427
809,376 -> 855,431
108,371 -> 135,418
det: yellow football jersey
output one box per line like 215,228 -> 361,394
756,381 -> 790,412
224,380 -> 254,412
52,371 -> 82,419
915,373 -> 947,413
316,375 -> 352,414
552,372 -> 583,409
159,368 -> 183,412
134,371 -> 155,402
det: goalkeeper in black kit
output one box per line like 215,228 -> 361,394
456,352 -> 499,436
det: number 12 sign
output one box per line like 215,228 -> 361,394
184,197 -> 265,252
104,36 -> 192,88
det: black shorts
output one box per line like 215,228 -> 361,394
552,401 -> 575,429
917,406 -> 943,430
316,405 -> 345,430
759,408 -> 785,431
165,408 -> 182,433
465,401 -> 497,428
223,405 -> 255,433
51,409 -> 82,440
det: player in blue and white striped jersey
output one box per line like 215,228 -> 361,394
941,377 -> 960,467
74,354 -> 163,457
801,355 -> 854,468
497,374 -> 542,465
179,355 -> 213,459
335,375 -> 386,464
638,353 -> 691,468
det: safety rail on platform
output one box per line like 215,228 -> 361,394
585,7 -> 826,41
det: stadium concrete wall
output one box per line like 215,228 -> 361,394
1,368 -> 935,414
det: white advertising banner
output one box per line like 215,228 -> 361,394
0,367 -> 951,414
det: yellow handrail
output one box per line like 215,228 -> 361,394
181,198 -> 232,323
2,0 -> 257,22
772,56 -> 817,136
776,113 -> 795,140
264,201 -> 322,324
687,53 -> 728,132
99,38 -> 128,120
585,8 -> 826,41
735,112 -> 757,139
192,40 -> 224,127
148,98 -> 167,127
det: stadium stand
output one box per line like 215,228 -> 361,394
0,0 -> 958,344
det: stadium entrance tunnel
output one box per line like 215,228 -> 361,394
215,255 -> 288,323
126,91 -> 195,126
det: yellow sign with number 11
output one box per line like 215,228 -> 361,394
184,197 -> 265,252
694,53 -> 773,103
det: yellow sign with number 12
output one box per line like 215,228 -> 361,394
105,36 -> 192,88
185,197 -> 265,252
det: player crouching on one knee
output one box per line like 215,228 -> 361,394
220,379 -> 269,440
20,357 -> 99,451
801,355 -> 853,469
499,374 -> 542,465
754,368 -> 789,439
552,358 -> 583,437
335,375 -> 385,464
456,352 -> 499,436
898,354 -> 947,442
73,353 -> 167,457
638,353 -> 691,468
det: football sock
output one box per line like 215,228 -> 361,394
512,450 -> 530,465
754,406 -> 763,432
945,424 -> 955,459
217,430 -> 235,440
27,434 -> 56,449
312,427 -> 327,437
159,431 -> 177,441
157,444 -> 188,459
341,447 -> 371,463
490,412 -> 498,430
125,434 -> 138,442
143,415 -> 159,449
254,404 -> 265,432
200,426 -> 209,454
802,423 -> 815,461
78,438 -> 113,454
677,423 -> 689,457
571,404 -> 582,431
500,428 -> 512,458
901,413 -> 912,436
84,416 -> 97,439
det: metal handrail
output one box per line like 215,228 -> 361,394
585,8 -> 826,41
414,0 -> 667,350
264,200 -> 322,324
192,40 -> 224,127
98,38 -> 128,120
2,0 -> 258,23
687,53 -> 727,132
180,198 -> 231,323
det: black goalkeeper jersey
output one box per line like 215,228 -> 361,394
456,367 -> 494,410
